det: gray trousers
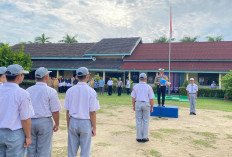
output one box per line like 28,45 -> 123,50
0,128 -> 25,157
189,94 -> 196,113
99,87 -> 104,95
135,101 -> 150,139
27,117 -> 53,157
68,118 -> 92,157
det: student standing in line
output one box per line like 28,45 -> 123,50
117,77 -> 123,96
186,78 -> 198,115
107,77 -> 113,96
0,67 -> 6,86
126,79 -> 131,95
0,64 -> 34,157
131,73 -> 154,143
94,80 -> 98,92
64,67 -> 100,157
98,77 -> 105,95
26,67 -> 61,157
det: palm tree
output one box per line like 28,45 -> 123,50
206,35 -> 223,42
59,34 -> 78,43
153,36 -> 175,43
34,33 -> 52,44
180,36 -> 199,42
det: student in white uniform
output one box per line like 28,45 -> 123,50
0,64 -> 34,157
186,78 -> 198,115
107,77 -> 113,96
126,79 -> 131,95
26,67 -> 61,157
131,73 -> 154,143
64,67 -> 100,157
0,67 -> 6,86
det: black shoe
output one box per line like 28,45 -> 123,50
158,104 -> 161,107
142,138 -> 149,143
136,139 -> 143,142
193,113 -> 196,115
190,112 -> 192,115
162,105 -> 165,107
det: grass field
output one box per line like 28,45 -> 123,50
54,93 -> 232,157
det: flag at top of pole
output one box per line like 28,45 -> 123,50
168,6 -> 172,96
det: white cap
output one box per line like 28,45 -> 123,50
6,64 -> 29,76
76,67 -> 90,76
158,68 -> 165,72
0,67 -> 6,74
190,78 -> 194,81
139,73 -> 147,79
35,67 -> 52,78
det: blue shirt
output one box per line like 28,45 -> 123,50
99,80 -> 105,87
94,82 -> 98,88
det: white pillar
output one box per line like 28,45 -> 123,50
128,72 -> 131,81
103,71 -> 106,82
219,73 -> 222,89
186,73 -> 189,81
56,70 -> 59,78
123,72 -> 125,85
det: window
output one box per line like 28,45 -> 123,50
198,73 -> 219,85
147,72 -> 156,84
131,72 -> 139,83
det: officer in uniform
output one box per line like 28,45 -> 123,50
0,67 -> 6,86
0,64 -> 34,157
186,78 -> 198,115
26,67 -> 61,157
155,68 -> 169,107
117,77 -> 123,96
64,67 -> 100,157
131,73 -> 154,143
107,77 -> 113,96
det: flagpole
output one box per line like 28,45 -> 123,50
168,6 -> 172,96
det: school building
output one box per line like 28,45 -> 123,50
12,37 -> 232,92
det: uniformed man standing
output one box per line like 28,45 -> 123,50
155,68 -> 169,107
26,67 -> 61,157
131,73 -> 154,143
186,78 -> 198,115
0,67 -> 6,86
107,77 -> 113,96
117,77 -> 123,96
0,64 -> 34,157
64,67 -> 100,157
126,79 -> 131,95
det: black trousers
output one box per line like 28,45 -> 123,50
108,86 -> 112,95
157,86 -> 166,106
118,87 -> 122,96
126,88 -> 130,95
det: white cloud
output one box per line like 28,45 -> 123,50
0,0 -> 232,44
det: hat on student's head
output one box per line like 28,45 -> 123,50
35,67 -> 52,78
158,68 -> 164,72
5,64 -> 29,76
190,78 -> 194,81
76,67 -> 90,76
139,73 -> 147,79
0,67 -> 6,74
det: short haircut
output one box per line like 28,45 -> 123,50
36,76 -> 46,82
6,75 -> 18,82
77,75 -> 87,81
139,78 -> 146,81
0,74 -> 2,77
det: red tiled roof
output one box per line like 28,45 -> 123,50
121,61 -> 232,72
123,42 -> 232,60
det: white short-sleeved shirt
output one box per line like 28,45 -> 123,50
0,82 -> 3,87
186,83 -> 198,94
126,81 -> 130,88
131,82 -> 154,102
107,80 -> 113,86
0,83 -> 34,130
64,82 -> 100,119
27,82 -> 61,118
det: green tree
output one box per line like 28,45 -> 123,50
180,36 -> 199,42
34,33 -> 52,44
59,34 -> 78,43
0,44 -> 32,71
0,42 -> 5,47
206,35 -> 223,42
153,36 -> 175,43
222,70 -> 232,99
94,73 -> 101,82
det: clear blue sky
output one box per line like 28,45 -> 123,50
0,0 -> 232,44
